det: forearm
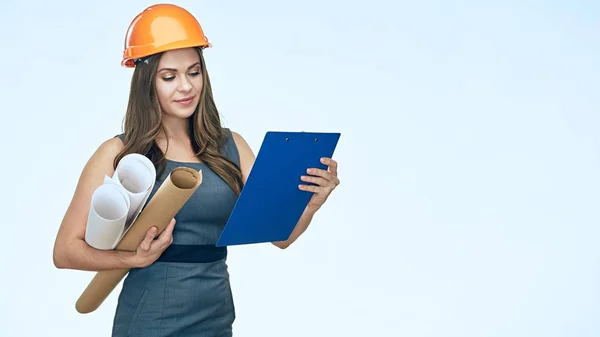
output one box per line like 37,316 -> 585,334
54,238 -> 138,271
272,205 -> 319,249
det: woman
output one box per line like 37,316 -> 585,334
52,4 -> 340,337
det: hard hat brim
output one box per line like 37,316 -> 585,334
121,40 -> 211,68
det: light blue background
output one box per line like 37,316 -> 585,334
1,0 -> 599,336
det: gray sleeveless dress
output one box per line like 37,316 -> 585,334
111,129 -> 239,337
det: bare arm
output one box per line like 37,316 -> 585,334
52,137 -> 173,271
231,131 -> 321,249
273,205 -> 319,249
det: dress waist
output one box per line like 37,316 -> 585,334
156,244 -> 227,263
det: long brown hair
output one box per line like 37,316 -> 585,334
114,47 -> 243,195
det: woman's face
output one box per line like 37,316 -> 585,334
154,48 -> 203,119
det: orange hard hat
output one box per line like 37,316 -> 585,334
121,4 -> 211,67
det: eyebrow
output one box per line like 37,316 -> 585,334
158,62 -> 201,72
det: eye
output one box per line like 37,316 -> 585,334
162,76 -> 175,82
189,71 -> 201,77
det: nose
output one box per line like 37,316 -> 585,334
177,75 -> 193,92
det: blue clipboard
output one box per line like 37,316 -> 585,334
216,131 -> 341,247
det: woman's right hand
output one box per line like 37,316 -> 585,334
131,218 -> 176,268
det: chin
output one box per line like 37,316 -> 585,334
172,109 -> 197,119
169,104 -> 198,119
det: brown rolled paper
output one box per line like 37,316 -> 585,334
75,167 -> 203,314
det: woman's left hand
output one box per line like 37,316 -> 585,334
299,157 -> 340,210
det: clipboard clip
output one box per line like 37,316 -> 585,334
285,137 -> 319,142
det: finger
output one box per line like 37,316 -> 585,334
321,157 -> 338,175
140,227 -> 157,251
164,218 -> 176,234
158,219 -> 176,239
157,219 -> 176,248
166,218 -> 176,239
306,168 -> 334,181
299,184 -> 331,194
300,175 -> 328,187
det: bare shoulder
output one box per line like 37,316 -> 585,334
76,136 -> 124,197
229,131 -> 253,155
229,130 -> 255,183
81,136 -> 124,172
97,136 -> 124,158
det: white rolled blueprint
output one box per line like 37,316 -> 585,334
84,153 -> 156,250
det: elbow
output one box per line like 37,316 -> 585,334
53,242 -> 73,269
273,241 -> 291,250
54,259 -> 67,269
53,253 -> 66,269
53,249 -> 68,269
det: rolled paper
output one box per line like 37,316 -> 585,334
75,167 -> 203,314
84,153 -> 156,250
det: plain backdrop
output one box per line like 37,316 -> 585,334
1,0 -> 599,336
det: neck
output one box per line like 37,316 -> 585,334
159,114 -> 191,140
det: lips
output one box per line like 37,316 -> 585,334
174,96 -> 194,103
